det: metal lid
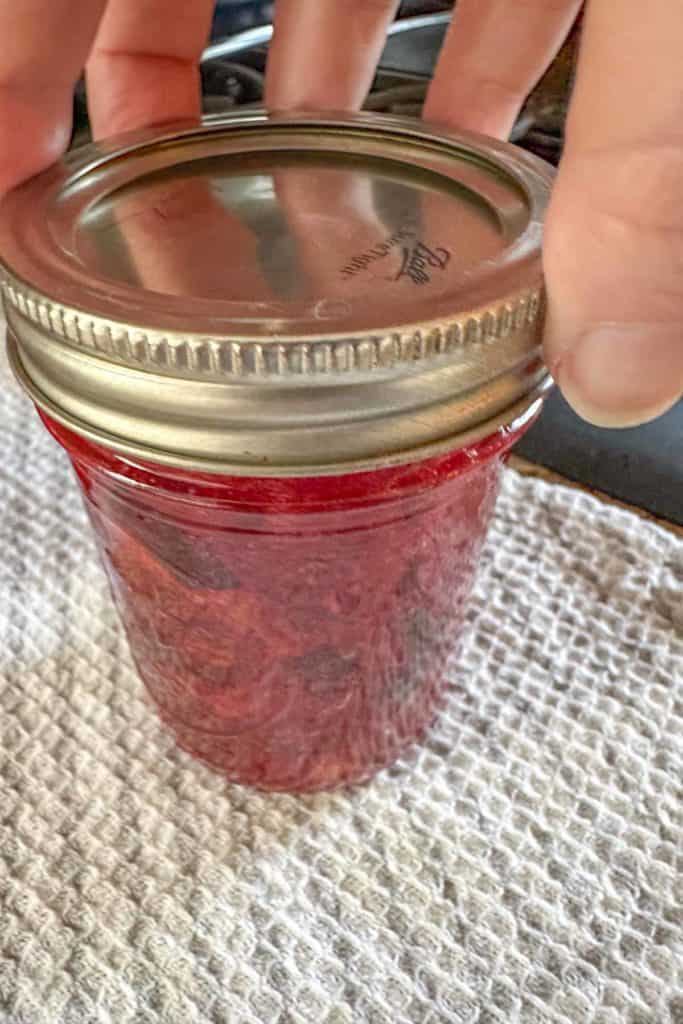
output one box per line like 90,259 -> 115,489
0,110 -> 553,475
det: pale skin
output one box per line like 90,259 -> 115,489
1,0 -> 681,427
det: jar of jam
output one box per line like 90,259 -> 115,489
0,112 -> 552,791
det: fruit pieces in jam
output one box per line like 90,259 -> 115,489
43,415 -> 517,791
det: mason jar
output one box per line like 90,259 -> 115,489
0,111 -> 552,791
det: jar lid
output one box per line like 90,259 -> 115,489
0,110 -> 553,475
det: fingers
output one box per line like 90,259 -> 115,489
0,0 -> 106,195
0,0 -> 215,195
86,0 -> 215,138
265,0 -> 399,110
543,0 -> 683,426
424,0 -> 582,137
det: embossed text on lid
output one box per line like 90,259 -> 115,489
0,111 -> 553,473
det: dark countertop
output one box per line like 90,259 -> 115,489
517,393 -> 682,526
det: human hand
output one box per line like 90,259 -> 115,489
0,0 -> 216,195
265,1 -> 683,427
2,2 -> 681,427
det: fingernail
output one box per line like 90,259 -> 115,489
555,323 -> 683,428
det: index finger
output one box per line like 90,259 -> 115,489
424,0 -> 581,138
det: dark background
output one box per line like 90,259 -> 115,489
210,1 -> 454,38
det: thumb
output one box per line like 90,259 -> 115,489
543,148 -> 683,428
541,0 -> 683,428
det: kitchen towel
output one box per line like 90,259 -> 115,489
0,346 -> 681,1024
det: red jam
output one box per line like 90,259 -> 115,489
43,414 -> 528,792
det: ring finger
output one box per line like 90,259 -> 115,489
86,0 -> 216,138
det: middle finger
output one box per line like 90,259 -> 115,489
266,0 -> 400,111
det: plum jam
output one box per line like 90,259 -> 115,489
43,415 -> 532,791
1,111 -> 552,790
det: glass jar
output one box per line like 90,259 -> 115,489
0,111 -> 553,791
43,412 -> 536,791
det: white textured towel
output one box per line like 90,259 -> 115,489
0,342 -> 681,1024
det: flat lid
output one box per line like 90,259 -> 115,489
0,112 -> 553,474
1,111 -> 548,341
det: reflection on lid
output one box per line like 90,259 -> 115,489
77,151 -> 506,326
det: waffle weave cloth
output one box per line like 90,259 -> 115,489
0,343 -> 681,1024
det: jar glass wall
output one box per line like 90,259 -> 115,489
42,413 -> 534,791
2,114 -> 552,791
